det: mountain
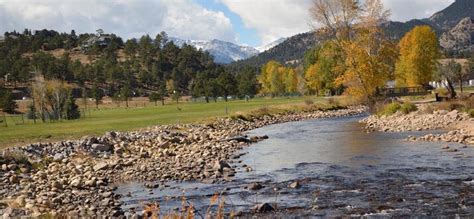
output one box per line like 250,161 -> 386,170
228,32 -> 318,70
230,0 -> 474,69
169,37 -> 259,64
440,17 -> 474,53
382,19 -> 442,40
429,0 -> 474,30
256,37 -> 287,52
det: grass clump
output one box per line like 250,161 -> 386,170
399,103 -> 418,114
378,103 -> 401,116
468,109 -> 474,118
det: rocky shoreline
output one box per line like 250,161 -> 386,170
360,109 -> 474,145
0,106 -> 366,217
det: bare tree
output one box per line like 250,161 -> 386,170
310,0 -> 390,41
310,0 -> 360,40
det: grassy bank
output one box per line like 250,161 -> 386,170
0,96 -> 331,148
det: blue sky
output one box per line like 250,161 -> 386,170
195,0 -> 261,47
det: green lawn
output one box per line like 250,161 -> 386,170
0,96 -> 326,148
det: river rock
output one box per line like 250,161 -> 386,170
93,162 -> 108,171
253,203 -> 274,213
289,181 -> 301,189
213,160 -> 231,172
91,144 -> 112,152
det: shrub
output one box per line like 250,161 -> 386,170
304,98 -> 314,106
434,88 -> 449,97
400,103 -> 418,114
468,109 -> 474,118
378,103 -> 401,116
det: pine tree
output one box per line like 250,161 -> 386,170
1,91 -> 18,113
64,92 -> 80,120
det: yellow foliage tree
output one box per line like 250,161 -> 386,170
259,61 -> 299,96
284,68 -> 298,94
336,25 -> 397,102
395,25 -> 440,87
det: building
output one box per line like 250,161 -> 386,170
81,29 -> 113,51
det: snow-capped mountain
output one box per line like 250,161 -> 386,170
170,37 -> 259,64
256,37 -> 287,52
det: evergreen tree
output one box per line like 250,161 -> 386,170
64,92 -> 80,120
148,92 -> 162,106
1,91 -> 18,113
90,83 -> 103,109
217,71 -> 237,101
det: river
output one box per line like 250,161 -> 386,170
116,115 -> 474,217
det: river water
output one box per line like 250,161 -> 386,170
116,115 -> 474,217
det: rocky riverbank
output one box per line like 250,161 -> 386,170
360,109 -> 473,145
0,105 -> 366,217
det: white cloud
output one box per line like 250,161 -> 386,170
0,0 -> 237,42
384,0 -> 454,22
220,0 -> 455,46
220,0 -> 313,45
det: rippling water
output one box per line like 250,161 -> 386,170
117,116 -> 474,217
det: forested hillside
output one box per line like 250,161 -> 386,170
0,30 -> 257,100
227,32 -> 318,71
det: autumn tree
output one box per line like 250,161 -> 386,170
311,0 -> 396,102
304,41 -> 345,95
395,26 -> 440,87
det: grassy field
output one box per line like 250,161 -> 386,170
0,96 -> 328,148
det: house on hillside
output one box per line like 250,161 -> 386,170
81,29 -> 113,51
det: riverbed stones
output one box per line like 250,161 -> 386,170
0,105 -> 366,217
361,109 -> 469,133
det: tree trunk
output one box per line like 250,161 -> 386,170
459,80 -> 463,93
161,99 -> 164,106
205,96 -> 209,103
444,78 -> 457,99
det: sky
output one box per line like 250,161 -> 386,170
0,0 -> 455,48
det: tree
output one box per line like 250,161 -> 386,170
435,60 -> 460,98
1,90 -> 18,113
284,68 -> 298,94
45,80 -> 69,120
149,92 -> 162,106
236,67 -> 258,98
90,83 -> 103,109
120,85 -> 132,107
217,71 -> 237,101
304,41 -> 345,95
333,0 -> 397,102
64,91 -> 80,120
395,26 -> 440,87
310,0 -> 362,41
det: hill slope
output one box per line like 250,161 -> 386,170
429,0 -> 474,30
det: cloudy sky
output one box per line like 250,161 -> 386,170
0,0 -> 455,47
